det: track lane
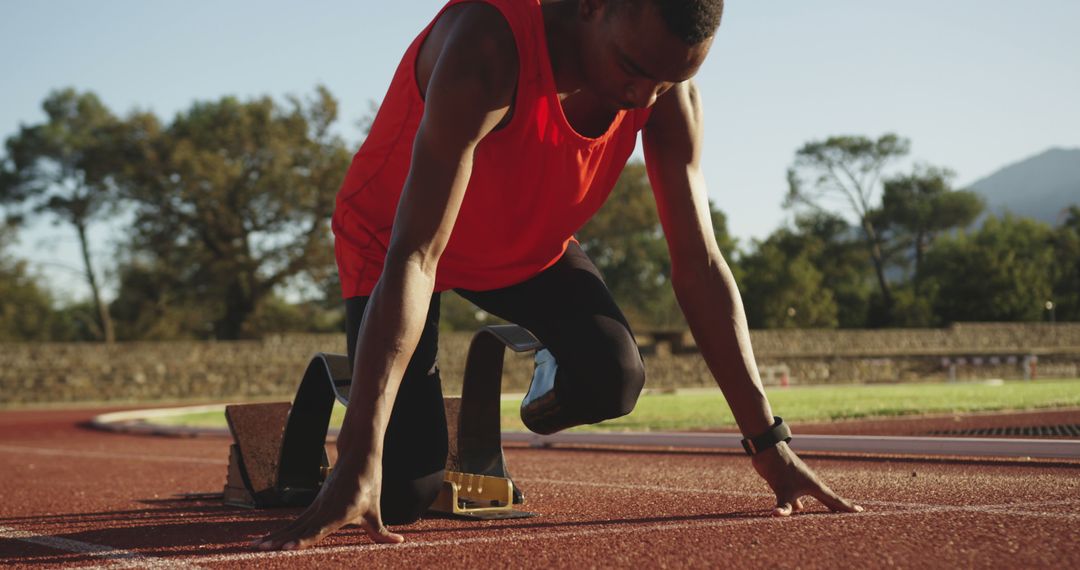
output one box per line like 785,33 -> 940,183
1,407 -> 1078,568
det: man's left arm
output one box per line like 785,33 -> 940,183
642,81 -> 862,516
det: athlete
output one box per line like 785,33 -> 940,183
255,0 -> 862,550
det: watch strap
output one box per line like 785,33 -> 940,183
741,416 -> 792,456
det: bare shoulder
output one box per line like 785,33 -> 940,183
416,2 -> 519,107
645,80 -> 703,136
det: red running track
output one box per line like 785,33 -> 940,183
1,407 -> 1078,569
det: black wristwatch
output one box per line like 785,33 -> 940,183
740,416 -> 792,456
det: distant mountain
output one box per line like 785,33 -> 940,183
967,147 -> 1080,226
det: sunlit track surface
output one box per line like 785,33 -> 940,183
1,407 -> 1078,568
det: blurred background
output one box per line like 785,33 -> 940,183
1,1 -> 1077,406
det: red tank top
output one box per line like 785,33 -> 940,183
333,0 -> 651,297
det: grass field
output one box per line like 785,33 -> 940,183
155,379 -> 1080,432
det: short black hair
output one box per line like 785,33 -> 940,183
609,0 -> 724,45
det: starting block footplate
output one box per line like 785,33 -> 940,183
430,471 -> 536,520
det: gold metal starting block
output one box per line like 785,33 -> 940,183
430,471 -> 533,519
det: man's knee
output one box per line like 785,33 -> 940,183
522,339 -> 644,434
584,348 -> 645,420
552,326 -> 645,421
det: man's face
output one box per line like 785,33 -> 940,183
577,0 -> 713,110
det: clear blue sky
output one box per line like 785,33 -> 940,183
2,0 -> 1078,301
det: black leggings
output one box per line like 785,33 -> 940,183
345,242 -> 644,524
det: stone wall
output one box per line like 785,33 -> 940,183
1,323 -> 1077,405
721,323 -> 1080,386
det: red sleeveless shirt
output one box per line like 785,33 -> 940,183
333,0 -> 652,297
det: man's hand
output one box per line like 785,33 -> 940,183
253,457 -> 404,551
750,442 -> 864,517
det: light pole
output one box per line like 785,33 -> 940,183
1045,300 -> 1055,323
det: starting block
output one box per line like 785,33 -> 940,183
431,472 -> 523,520
223,352 -> 348,508
223,324 -> 542,520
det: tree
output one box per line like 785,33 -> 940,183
879,166 -> 983,292
785,134 -> 910,322
738,231 -> 839,329
922,215 -> 1055,323
120,87 -> 351,339
793,213 -> 874,327
576,160 -> 736,328
1050,206 -> 1080,321
247,295 -> 344,334
109,255 -> 210,340
0,223 -> 57,341
0,89 -> 125,342
737,211 -> 882,329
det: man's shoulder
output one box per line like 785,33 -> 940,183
418,2 -> 520,101
643,80 -> 704,141
429,2 -> 519,67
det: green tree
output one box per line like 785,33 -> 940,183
739,243 -> 838,329
48,300 -> 109,342
879,166 -> 983,292
0,89 -> 126,342
109,255 -> 210,340
577,160 -> 736,328
248,295 -> 344,334
792,213 -> 874,327
1050,206 -> 1080,321
922,215 -> 1055,322
0,224 -> 57,341
785,134 -> 910,323
120,87 -> 350,339
738,213 -> 876,329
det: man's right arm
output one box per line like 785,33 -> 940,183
255,3 -> 518,550
337,2 -> 518,471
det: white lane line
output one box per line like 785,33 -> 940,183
522,477 -> 768,497
0,525 -> 204,569
57,500 -> 1080,567
517,478 -> 1080,520
1,443 -> 1072,519
0,444 -> 225,465
153,501 -> 1062,565
1,444 -> 1073,519
144,509 -> 895,564
3,473 -> 1072,567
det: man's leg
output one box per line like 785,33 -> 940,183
457,242 -> 645,434
345,294 -> 448,524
